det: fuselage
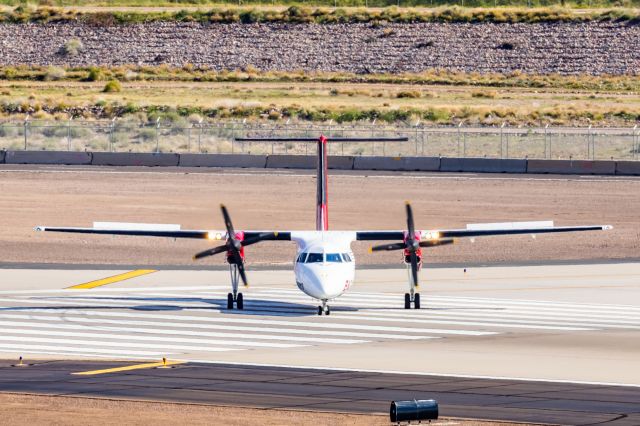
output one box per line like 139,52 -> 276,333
291,231 -> 356,301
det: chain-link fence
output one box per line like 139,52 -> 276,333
0,120 -> 638,161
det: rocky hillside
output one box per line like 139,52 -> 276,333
1,21 -> 638,75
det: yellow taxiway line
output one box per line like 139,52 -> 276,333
73,360 -> 186,376
67,269 -> 157,290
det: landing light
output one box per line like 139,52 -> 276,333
422,231 -> 440,240
207,232 -> 224,241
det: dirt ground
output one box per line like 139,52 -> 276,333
0,393 -> 525,426
0,167 -> 638,267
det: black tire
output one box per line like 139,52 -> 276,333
326,306 -> 331,316
414,293 -> 421,309
236,293 -> 244,310
404,293 -> 411,309
318,306 -> 323,316
227,293 -> 234,310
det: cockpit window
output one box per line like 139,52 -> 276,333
306,253 -> 323,263
326,253 -> 343,263
342,253 -> 352,262
296,253 -> 307,263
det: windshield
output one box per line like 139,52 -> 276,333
296,253 -> 307,263
342,253 -> 352,262
326,253 -> 343,263
306,253 -> 323,263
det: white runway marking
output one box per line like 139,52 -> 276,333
1,286 -> 638,360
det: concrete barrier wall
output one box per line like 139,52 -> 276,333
353,156 -> 440,171
4,150 -> 640,177
615,161 -> 640,176
527,159 -> 616,175
5,150 -> 92,165
440,157 -> 527,173
179,153 -> 267,168
266,155 -> 354,170
91,152 -> 180,167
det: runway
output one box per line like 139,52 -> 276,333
0,262 -> 639,423
2,360 -> 639,425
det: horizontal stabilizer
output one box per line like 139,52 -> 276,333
93,222 -> 181,231
466,221 -> 554,231
235,137 -> 407,143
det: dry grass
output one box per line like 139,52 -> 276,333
1,79 -> 638,126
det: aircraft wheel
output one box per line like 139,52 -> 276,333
227,293 -> 234,310
326,306 -> 331,316
404,293 -> 411,309
414,293 -> 421,309
318,306 -> 323,316
236,293 -> 244,310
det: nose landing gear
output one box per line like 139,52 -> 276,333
226,263 -> 244,310
318,300 -> 331,316
404,291 -> 420,309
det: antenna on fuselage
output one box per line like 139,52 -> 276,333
235,134 -> 408,232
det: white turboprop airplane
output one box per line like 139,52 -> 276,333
36,135 -> 612,315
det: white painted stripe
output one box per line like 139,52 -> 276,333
0,344 -> 164,357
1,329 -> 301,350
0,348 -> 164,360
0,319 -> 369,345
0,285 -> 230,295
335,313 -> 596,331
336,310 -> 640,329
328,315 -> 593,331
0,308 -> 475,335
0,312 -> 428,340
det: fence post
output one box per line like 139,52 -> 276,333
634,125 -> 638,160
110,117 -> 116,152
457,121 -> 464,157
155,117 -> 160,153
544,124 -> 549,159
500,122 -> 506,158
23,116 -> 29,150
67,117 -> 72,151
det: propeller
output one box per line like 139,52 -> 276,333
193,204 -> 277,287
370,202 -> 454,287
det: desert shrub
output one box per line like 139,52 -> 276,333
103,79 -> 122,93
471,90 -> 498,98
86,67 -> 102,82
138,127 -> 157,141
396,90 -> 421,99
44,66 -> 66,81
61,39 -> 83,56
415,40 -> 435,48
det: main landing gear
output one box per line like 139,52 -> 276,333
318,300 -> 331,316
227,263 -> 244,310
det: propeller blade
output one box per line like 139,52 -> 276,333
242,232 -> 277,247
409,250 -> 419,287
236,260 -> 249,287
220,204 -> 236,238
370,242 -> 406,252
405,202 -> 415,241
419,238 -> 455,248
193,244 -> 228,260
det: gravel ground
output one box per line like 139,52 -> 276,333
0,21 -> 638,75
0,167 -> 637,267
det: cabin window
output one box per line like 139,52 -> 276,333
342,253 -> 352,262
306,253 -> 323,263
326,253 -> 343,263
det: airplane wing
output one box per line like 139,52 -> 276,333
356,222 -> 612,241
34,223 -> 291,241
